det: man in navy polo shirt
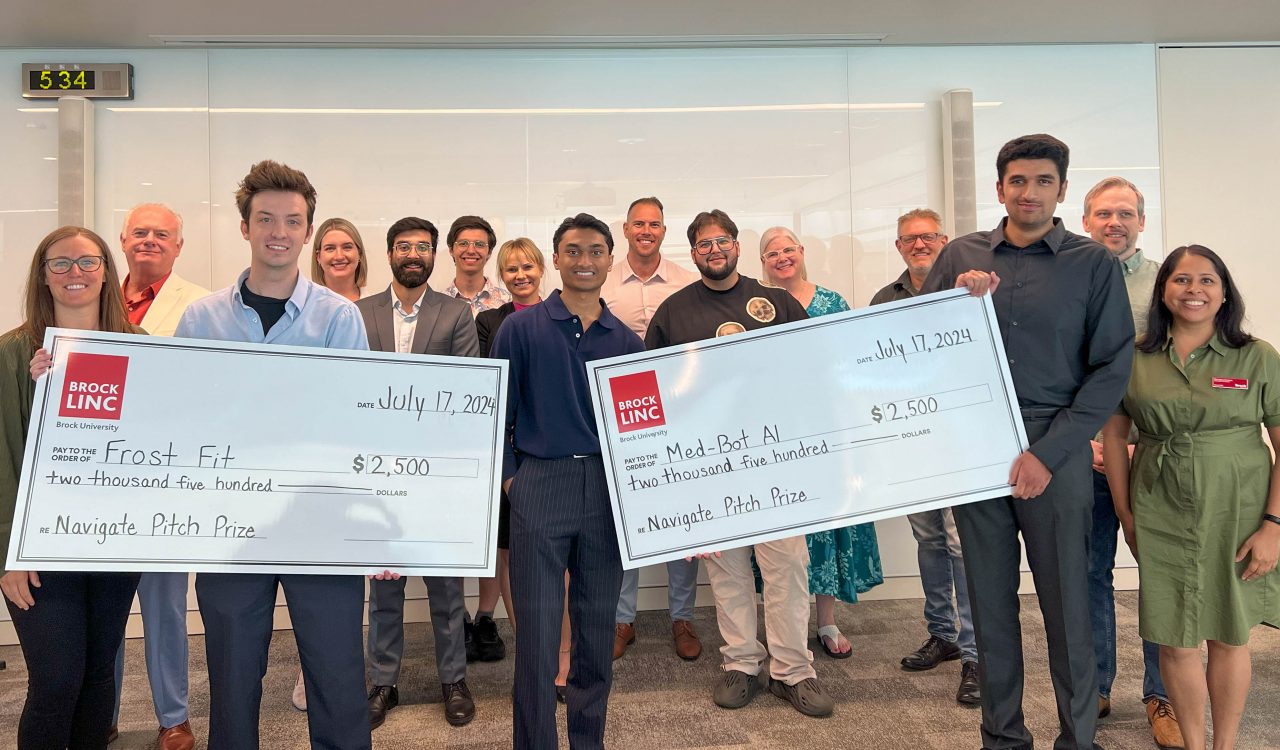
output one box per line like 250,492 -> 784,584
492,213 -> 644,750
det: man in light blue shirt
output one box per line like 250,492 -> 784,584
175,160 -> 373,750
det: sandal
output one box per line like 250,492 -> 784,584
816,624 -> 852,659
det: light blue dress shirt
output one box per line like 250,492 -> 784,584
175,268 -> 368,351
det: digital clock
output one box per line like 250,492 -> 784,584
21,63 -> 133,100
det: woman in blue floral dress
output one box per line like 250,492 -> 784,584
758,227 -> 883,657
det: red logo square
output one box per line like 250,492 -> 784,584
610,370 -> 666,433
59,352 -> 129,420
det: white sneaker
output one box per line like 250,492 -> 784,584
291,669 -> 307,711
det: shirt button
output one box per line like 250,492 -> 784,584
1011,321 -> 1019,327
1009,358 -> 1015,365
1016,282 -> 1025,288
575,333 -> 581,338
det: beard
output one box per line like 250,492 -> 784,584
698,253 -> 738,282
392,258 -> 432,288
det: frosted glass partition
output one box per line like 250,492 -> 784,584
0,45 -> 1161,616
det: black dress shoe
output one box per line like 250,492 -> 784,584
956,660 -> 981,706
473,615 -> 506,661
443,680 -> 476,726
368,685 -> 399,730
901,635 -> 962,671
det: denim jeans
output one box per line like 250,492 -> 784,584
906,508 -> 976,662
1088,470 -> 1167,700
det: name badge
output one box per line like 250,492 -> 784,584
1211,377 -> 1249,390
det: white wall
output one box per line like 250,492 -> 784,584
0,44 -> 1161,639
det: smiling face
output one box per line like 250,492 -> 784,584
500,250 -> 543,304
554,227 -> 612,295
760,233 -> 804,284
691,223 -> 739,282
997,158 -> 1067,234
450,228 -> 492,274
895,216 -> 946,278
44,234 -> 106,315
1083,185 -> 1145,261
121,205 -> 183,281
241,190 -> 312,272
389,229 -> 435,289
317,228 -> 360,285
623,202 -> 666,261
1163,252 -> 1224,330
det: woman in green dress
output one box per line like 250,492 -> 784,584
1103,245 -> 1280,750
759,227 -> 883,658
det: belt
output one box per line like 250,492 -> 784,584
1135,424 -> 1260,491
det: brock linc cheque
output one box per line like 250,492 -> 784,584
6,329 -> 507,576
587,289 -> 1030,569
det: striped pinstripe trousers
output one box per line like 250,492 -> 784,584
509,455 -> 623,750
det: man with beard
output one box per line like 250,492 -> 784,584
356,216 -> 481,730
645,210 -> 831,717
600,196 -> 701,661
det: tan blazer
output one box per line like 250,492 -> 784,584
139,273 -> 211,337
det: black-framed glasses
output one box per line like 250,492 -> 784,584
694,236 -> 736,254
44,256 -> 105,274
896,232 -> 944,246
392,241 -> 434,256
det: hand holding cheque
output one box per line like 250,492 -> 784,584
588,289 -> 1029,569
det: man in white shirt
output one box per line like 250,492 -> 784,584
599,197 -> 701,661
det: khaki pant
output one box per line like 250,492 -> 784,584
704,535 -> 815,684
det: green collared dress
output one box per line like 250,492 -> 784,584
1119,335 -> 1280,647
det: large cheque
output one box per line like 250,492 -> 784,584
588,289 -> 1028,569
6,329 -> 507,576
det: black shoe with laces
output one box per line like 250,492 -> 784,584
368,684 -> 399,730
901,635 -> 962,671
442,679 -> 476,726
473,614 -> 506,661
956,660 -> 981,706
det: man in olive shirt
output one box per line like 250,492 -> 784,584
1081,177 -> 1184,749
647,210 -> 833,719
922,135 -> 1134,750
872,209 -> 980,708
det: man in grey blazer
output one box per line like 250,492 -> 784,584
356,216 -> 481,729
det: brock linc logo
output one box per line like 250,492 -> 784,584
59,352 -> 130,420
609,370 -> 666,433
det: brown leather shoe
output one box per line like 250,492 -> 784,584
1146,698 -> 1186,750
613,622 -> 636,660
673,619 -> 702,660
158,721 -> 195,750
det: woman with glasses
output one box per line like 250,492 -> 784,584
1,226 -> 143,748
1102,245 -> 1280,750
310,217 -> 368,302
757,226 -> 884,659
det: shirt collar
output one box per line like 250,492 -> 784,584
1120,248 -> 1147,276
392,286 -> 427,315
544,289 -> 620,330
447,277 -> 499,300
122,273 -> 170,302
1160,332 -> 1231,357
989,217 -> 1067,253
616,255 -> 670,284
232,268 -> 309,315
893,269 -> 920,295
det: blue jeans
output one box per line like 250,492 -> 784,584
112,571 -> 191,728
906,508 -> 976,662
616,559 -> 699,624
1088,470 -> 1167,700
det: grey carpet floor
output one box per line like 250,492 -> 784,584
2,592 -> 1278,749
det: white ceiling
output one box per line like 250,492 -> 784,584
3,0 -> 1279,48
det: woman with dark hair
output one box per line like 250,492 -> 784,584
1102,245 -> 1280,750
1,226 -> 143,748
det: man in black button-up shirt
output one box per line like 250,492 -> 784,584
922,134 -> 1134,750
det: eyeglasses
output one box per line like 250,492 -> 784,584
392,241 -> 434,256
44,256 -> 105,274
896,232 -> 944,246
454,239 -> 490,251
762,245 -> 800,262
694,236 -> 736,254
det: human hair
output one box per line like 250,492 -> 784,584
22,226 -> 132,346
234,160 -> 318,226
310,217 -> 368,289
122,203 -> 184,240
627,196 -> 664,217
446,215 -> 497,250
1138,244 -> 1253,354
385,217 -> 439,253
896,208 -> 944,234
1083,177 -> 1145,218
758,226 -> 800,255
496,237 -> 546,271
686,209 -> 738,246
996,134 -> 1070,182
552,213 -> 614,254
